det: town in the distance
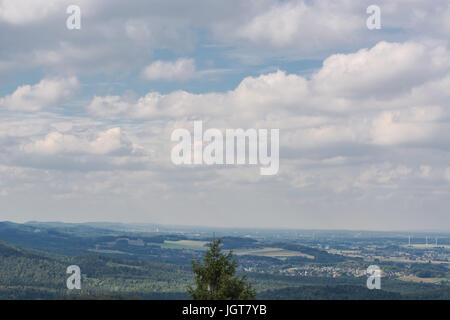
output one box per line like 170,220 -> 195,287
0,221 -> 448,299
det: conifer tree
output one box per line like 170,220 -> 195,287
187,238 -> 255,300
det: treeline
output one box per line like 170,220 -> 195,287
272,243 -> 346,262
0,241 -> 192,300
258,285 -> 402,300
258,285 -> 450,300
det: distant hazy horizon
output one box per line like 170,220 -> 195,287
2,219 -> 449,234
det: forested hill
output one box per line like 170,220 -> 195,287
0,241 -> 190,300
0,241 -> 68,299
258,285 -> 402,299
257,285 -> 450,300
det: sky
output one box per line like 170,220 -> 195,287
0,0 -> 450,230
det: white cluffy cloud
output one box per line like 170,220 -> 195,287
1,0 -> 450,229
22,128 -> 127,156
312,41 -> 450,98
235,0 -> 362,50
142,58 -> 196,81
88,41 -> 450,150
0,77 -> 79,111
0,0 -> 62,24
0,0 -> 97,25
2,0 -> 450,78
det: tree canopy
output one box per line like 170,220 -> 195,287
187,238 -> 255,300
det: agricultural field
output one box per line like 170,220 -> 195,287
234,247 -> 314,259
401,244 -> 450,250
161,240 -> 209,250
398,275 -> 449,284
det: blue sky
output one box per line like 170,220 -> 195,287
1,0 -> 450,230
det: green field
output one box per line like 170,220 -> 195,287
234,247 -> 314,259
401,244 -> 450,250
162,240 -> 209,250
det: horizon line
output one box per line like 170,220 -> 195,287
2,220 -> 450,234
